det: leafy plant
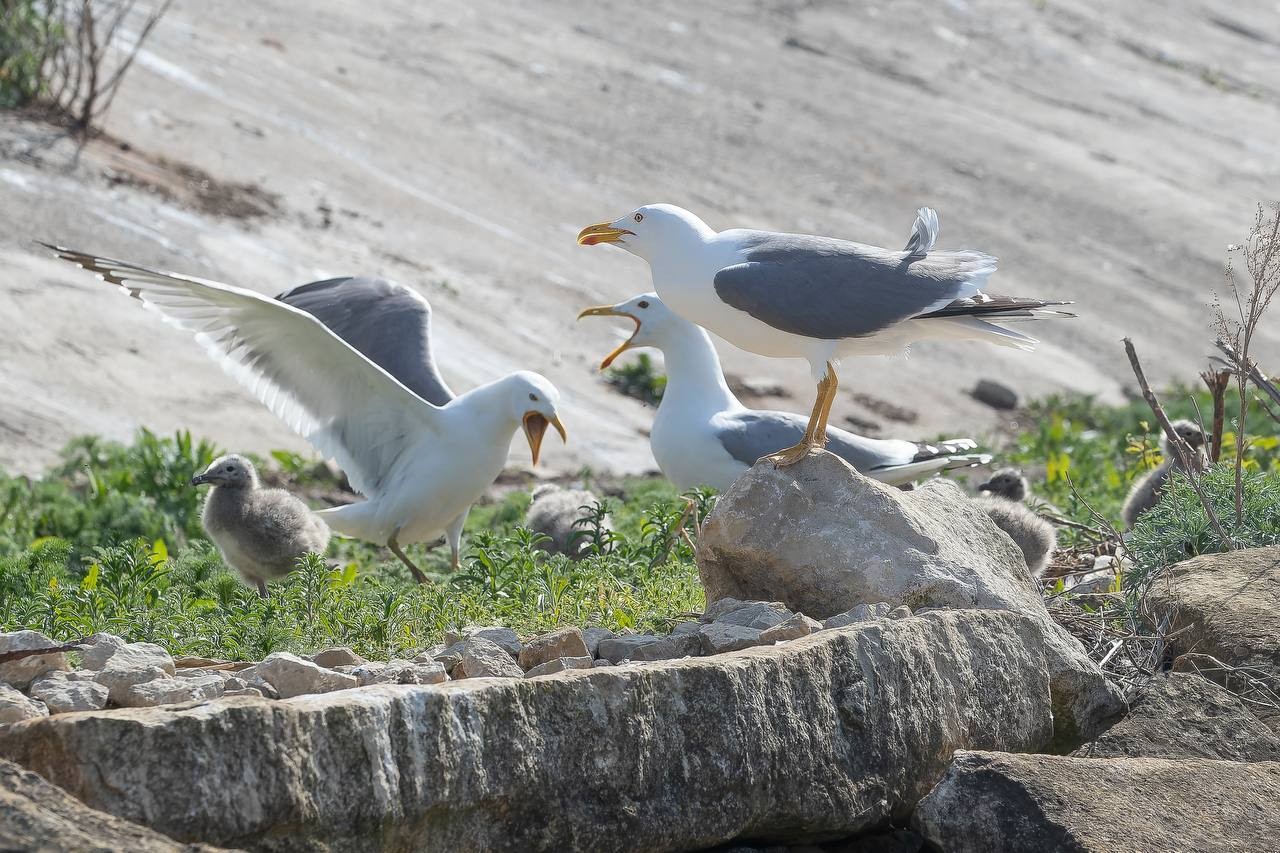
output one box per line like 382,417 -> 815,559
605,354 -> 667,406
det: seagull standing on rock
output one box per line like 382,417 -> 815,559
579,292 -> 989,490
46,246 -> 567,583
192,454 -> 330,597
578,205 -> 1072,466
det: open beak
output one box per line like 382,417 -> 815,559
523,412 -> 568,466
577,305 -> 639,369
577,222 -> 633,246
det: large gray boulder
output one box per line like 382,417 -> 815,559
1146,547 -> 1280,698
0,611 -> 1054,852
0,757 -> 232,852
698,453 -> 1123,745
913,750 -> 1280,852
1074,673 -> 1280,762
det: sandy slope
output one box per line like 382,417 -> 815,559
1,0 -> 1277,477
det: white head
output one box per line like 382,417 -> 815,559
192,454 -> 258,489
506,371 -> 567,466
576,204 -> 713,263
576,292 -> 696,368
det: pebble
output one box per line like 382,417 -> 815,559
120,674 -> 225,708
518,628 -> 589,671
254,652 -> 358,699
524,656 -> 594,677
698,623 -> 763,655
0,630 -> 69,690
444,626 -> 522,657
311,647 -> 366,669
0,683 -> 48,723
759,613 -> 814,644
27,672 -> 109,713
456,638 -> 524,679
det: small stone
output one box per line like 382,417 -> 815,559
174,668 -> 230,681
759,613 -> 813,644
94,664 -> 170,706
222,687 -> 265,698
700,597 -> 751,622
593,659 -> 614,667
255,652 -> 358,699
888,605 -> 913,620
27,672 -> 108,714
0,630 -> 69,690
310,647 -> 365,669
233,666 -> 281,700
632,633 -> 703,661
351,662 -> 389,686
518,628 -> 589,670
444,626 -> 521,657
824,603 -> 893,629
0,684 -> 47,724
523,656 -> 594,677
714,601 -> 793,630
456,638 -> 524,679
971,378 -> 1019,410
75,633 -> 126,671
412,645 -> 446,664
224,676 -> 249,691
581,627 -> 616,658
596,635 -> 663,664
366,660 -> 447,685
698,623 -> 763,655
432,643 -> 466,671
670,621 -> 701,635
120,674 -> 224,708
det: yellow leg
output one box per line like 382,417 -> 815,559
768,363 -> 839,468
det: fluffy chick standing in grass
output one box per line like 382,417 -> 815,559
192,454 -> 330,597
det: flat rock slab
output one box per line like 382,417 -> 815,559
0,758 -> 235,852
913,750 -> 1280,853
1074,673 -> 1280,762
0,611 -> 1054,853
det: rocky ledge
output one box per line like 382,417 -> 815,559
0,610 -> 1055,852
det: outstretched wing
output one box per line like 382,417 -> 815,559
44,245 -> 438,498
277,276 -> 455,406
713,230 -> 997,340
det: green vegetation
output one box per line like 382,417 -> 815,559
0,380 -> 1275,661
605,353 -> 666,406
0,0 -> 59,108
0,430 -> 707,659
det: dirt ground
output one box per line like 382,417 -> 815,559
1,0 -> 1277,477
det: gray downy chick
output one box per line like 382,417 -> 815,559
523,484 -> 613,559
976,468 -> 1056,577
1121,420 -> 1208,530
193,454 -> 331,597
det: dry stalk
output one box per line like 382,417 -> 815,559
1122,338 -> 1234,550
1198,368 -> 1231,462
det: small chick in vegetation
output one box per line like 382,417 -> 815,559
976,468 -> 1056,577
1121,420 -> 1208,530
193,454 -> 330,597
523,484 -> 613,559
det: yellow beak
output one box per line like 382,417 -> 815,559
577,305 -> 640,369
577,222 -> 633,246
523,411 -> 568,466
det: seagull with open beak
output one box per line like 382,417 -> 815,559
579,292 -> 989,491
46,244 -> 567,582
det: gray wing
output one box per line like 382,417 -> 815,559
715,410 -> 913,472
277,277 -> 454,405
713,230 -> 996,340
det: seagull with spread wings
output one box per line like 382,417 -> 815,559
45,246 -> 566,582
578,205 -> 1072,466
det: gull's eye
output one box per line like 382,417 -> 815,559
529,393 -> 538,401
634,213 -> 643,223
225,466 -> 235,472
637,300 -> 650,309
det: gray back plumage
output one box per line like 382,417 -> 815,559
712,229 -> 996,340
277,276 -> 454,406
